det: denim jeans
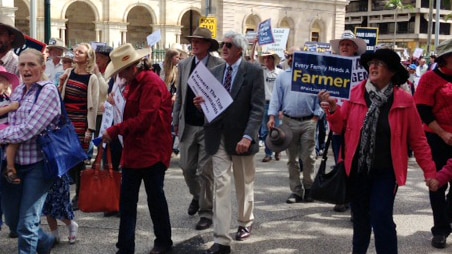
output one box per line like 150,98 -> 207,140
116,162 -> 173,253
1,161 -> 55,254
349,167 -> 398,254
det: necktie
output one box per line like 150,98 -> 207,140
224,66 -> 233,92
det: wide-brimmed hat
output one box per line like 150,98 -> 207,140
95,45 -> 113,58
435,38 -> 452,60
330,30 -> 367,56
186,27 -> 219,52
259,51 -> 281,66
360,48 -> 409,86
104,43 -> 149,79
265,124 -> 293,153
0,16 -> 25,49
47,38 -> 68,51
0,66 -> 19,91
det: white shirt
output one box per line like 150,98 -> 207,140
263,66 -> 283,101
45,60 -> 64,86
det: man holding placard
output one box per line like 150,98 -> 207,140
173,27 -> 223,231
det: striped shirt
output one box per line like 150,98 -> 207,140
0,81 -> 61,165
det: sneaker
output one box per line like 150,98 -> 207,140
286,193 -> 303,204
431,235 -> 446,249
68,221 -> 78,244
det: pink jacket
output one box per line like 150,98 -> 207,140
437,159 -> 452,187
327,81 -> 436,186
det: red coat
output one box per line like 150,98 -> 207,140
107,70 -> 173,169
437,159 -> 452,187
327,80 -> 436,186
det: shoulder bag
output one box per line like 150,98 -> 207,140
35,83 -> 88,179
78,144 -> 121,213
311,132 -> 349,204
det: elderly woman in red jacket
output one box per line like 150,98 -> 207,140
319,48 -> 436,254
102,44 -> 173,254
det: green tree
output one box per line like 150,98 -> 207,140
385,0 -> 414,49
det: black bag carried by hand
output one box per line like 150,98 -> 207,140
311,132 -> 349,204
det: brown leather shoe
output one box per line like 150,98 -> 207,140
204,243 -> 231,254
195,217 -> 212,230
262,156 -> 272,162
235,225 -> 252,241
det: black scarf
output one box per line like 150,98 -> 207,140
358,80 -> 394,174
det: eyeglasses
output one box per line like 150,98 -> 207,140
367,60 -> 386,67
285,54 -> 293,59
220,42 -> 233,49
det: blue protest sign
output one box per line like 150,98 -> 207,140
291,52 -> 353,100
355,27 -> 379,53
258,19 -> 274,45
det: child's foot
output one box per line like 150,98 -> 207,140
68,221 -> 78,244
4,167 -> 20,184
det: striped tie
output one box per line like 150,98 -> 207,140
223,66 -> 233,92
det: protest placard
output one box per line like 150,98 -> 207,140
147,30 -> 161,47
187,63 -> 233,122
262,28 -> 289,58
355,27 -> 379,53
258,19 -> 274,45
291,52 -> 354,99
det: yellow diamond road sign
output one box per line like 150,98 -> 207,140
200,17 -> 217,39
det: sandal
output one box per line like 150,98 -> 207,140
4,167 -> 20,184
68,221 -> 78,244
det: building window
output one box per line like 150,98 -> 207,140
311,32 -> 319,42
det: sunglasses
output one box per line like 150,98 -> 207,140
220,42 -> 233,49
285,54 -> 293,59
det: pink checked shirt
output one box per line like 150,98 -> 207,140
0,81 -> 61,166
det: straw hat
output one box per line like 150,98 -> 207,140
0,66 -> 20,91
330,30 -> 367,56
0,16 -> 25,49
186,27 -> 219,52
258,51 -> 281,66
47,38 -> 68,51
104,43 -> 149,79
265,124 -> 293,153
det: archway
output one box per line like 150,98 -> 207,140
180,10 -> 201,44
126,6 -> 153,48
65,1 -> 96,48
280,17 -> 294,48
14,0 -> 29,35
245,14 -> 260,33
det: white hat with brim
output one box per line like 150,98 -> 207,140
259,52 -> 281,66
47,38 -> 68,52
0,16 -> 25,49
330,30 -> 367,56
265,124 -> 293,153
104,44 -> 149,79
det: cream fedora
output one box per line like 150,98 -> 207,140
104,43 -> 149,79
0,16 -> 25,49
258,51 -> 281,66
